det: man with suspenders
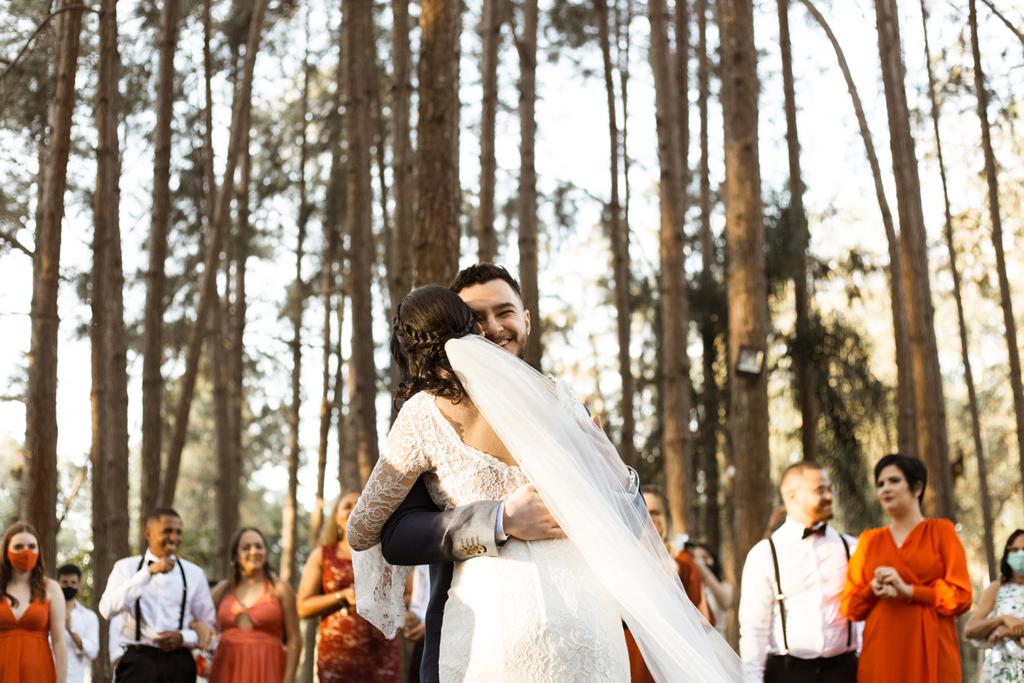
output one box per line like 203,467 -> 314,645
99,508 -> 216,683
739,462 -> 860,683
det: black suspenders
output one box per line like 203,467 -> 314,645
767,531 -> 853,656
133,556 -> 189,643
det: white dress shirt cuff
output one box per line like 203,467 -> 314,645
180,629 -> 198,649
495,501 -> 508,545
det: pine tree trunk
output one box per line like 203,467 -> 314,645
160,0 -> 270,505
24,0 -> 83,577
719,0 -> 771,586
391,0 -> 415,301
969,0 -> 1024,496
517,0 -> 541,371
140,0 -> 180,532
777,0 -> 816,462
91,0 -> 131,680
478,0 -> 501,263
874,0 -> 955,519
415,0 -> 461,286
210,290 -> 235,579
799,0 -> 916,461
347,0 -> 380,483
649,0 -> 694,535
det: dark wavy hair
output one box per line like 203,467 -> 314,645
228,527 -> 278,591
391,285 -> 478,411
1,523 -> 47,608
874,453 -> 927,507
450,263 -> 522,300
1000,529 -> 1024,583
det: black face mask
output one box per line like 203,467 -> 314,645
61,586 -> 78,601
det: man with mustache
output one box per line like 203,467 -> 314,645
738,462 -> 860,683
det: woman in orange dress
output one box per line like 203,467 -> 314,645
297,491 -> 401,683
208,527 -> 301,683
841,454 -> 972,683
0,522 -> 67,683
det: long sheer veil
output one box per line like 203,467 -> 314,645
445,334 -> 742,683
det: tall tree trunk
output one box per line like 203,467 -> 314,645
919,0 -> 994,579
160,0 -> 270,505
777,0 -> 816,463
649,0 -> 694,536
595,0 -> 635,467
210,290 -> 234,579
516,0 -> 541,371
719,0 -> 771,589
874,0 -> 955,519
91,0 -> 131,680
478,0 -> 501,263
347,0 -> 380,483
24,0 -> 83,576
391,0 -> 415,301
799,0 -> 916,460
140,0 -> 180,533
696,0 -> 720,554
969,0 -> 1024,495
415,0 -> 461,286
336,292 -> 360,490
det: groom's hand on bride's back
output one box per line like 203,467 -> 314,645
503,484 -> 567,541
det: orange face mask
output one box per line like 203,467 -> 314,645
7,548 -> 39,572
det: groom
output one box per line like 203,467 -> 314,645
380,263 -> 642,683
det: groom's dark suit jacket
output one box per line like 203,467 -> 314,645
380,475 -> 501,683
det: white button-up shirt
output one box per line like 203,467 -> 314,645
739,519 -> 860,683
98,550 -> 216,651
64,601 -> 100,683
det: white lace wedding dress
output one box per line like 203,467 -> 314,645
346,384 -> 629,683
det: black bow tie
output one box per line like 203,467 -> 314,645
802,523 -> 827,539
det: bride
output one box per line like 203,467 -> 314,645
346,285 -> 740,683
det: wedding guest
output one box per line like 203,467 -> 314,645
965,529 -> 1024,682
0,522 -> 68,683
297,491 -> 400,683
841,454 -> 972,683
57,564 -> 99,683
739,462 -> 859,683
99,508 -> 217,683
208,527 -> 301,683
689,543 -> 733,637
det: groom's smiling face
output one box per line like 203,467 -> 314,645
457,279 -> 531,360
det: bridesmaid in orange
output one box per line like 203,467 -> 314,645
0,522 -> 67,683
841,454 -> 972,683
208,527 -> 301,683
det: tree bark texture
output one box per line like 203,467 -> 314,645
91,0 -> 131,679
415,0 -> 461,286
798,0 -> 916,462
517,0 -> 541,372
969,0 -> 1024,496
347,0 -> 381,483
649,0 -> 694,535
390,0 -> 415,304
874,0 -> 955,520
777,0 -> 817,463
140,0 -> 180,531
478,0 -> 501,263
160,0 -> 270,506
917,0 -> 994,578
24,0 -> 83,575
719,0 -> 771,586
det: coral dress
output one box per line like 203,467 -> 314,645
841,518 -> 972,683
208,580 -> 286,683
318,544 -> 399,683
0,597 -> 56,683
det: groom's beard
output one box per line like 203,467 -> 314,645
515,336 -> 529,360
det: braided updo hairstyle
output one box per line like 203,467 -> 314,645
391,285 -> 479,410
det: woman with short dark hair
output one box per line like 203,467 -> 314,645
841,454 -> 972,682
965,529 -> 1024,682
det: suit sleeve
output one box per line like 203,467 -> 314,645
840,532 -> 878,622
911,520 -> 972,616
380,476 -> 502,565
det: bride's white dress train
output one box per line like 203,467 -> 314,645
347,389 -> 629,682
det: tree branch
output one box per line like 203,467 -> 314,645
979,0 -> 1024,49
0,5 -> 95,86
0,229 -> 34,257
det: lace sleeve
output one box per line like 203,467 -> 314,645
347,395 -> 432,637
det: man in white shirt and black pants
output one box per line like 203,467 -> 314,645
58,563 -> 100,683
99,508 -> 217,683
739,462 -> 859,683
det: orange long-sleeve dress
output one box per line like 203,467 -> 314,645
841,518 -> 972,683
